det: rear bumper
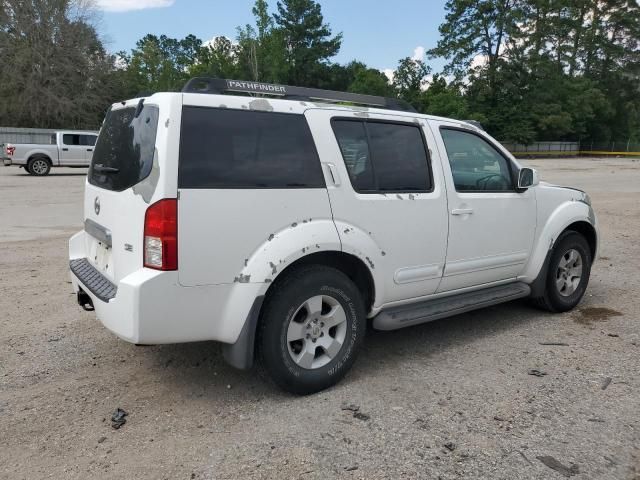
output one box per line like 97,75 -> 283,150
69,231 -> 264,345
3,158 -> 12,166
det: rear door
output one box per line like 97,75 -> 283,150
305,109 -> 449,305
60,133 -> 87,166
82,134 -> 98,164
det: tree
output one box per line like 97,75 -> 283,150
429,0 -> 525,95
119,34 -> 202,94
393,57 -> 432,110
273,0 -> 342,86
0,0 -> 118,128
190,36 -> 240,79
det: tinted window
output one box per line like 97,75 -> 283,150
89,105 -> 159,191
440,129 -> 513,191
179,107 -> 324,189
332,120 -> 431,192
63,134 -> 80,146
82,135 -> 97,146
332,121 -> 375,191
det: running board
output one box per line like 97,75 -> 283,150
373,282 -> 531,331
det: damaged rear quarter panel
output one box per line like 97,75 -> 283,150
177,188 -> 338,287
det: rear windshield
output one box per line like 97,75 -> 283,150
89,104 -> 159,191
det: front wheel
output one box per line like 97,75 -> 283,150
27,156 -> 51,176
532,231 -> 592,312
257,265 -> 366,395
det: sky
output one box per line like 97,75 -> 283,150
95,0 -> 449,75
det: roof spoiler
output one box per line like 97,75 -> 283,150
181,77 -> 416,113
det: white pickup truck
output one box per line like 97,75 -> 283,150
3,130 -> 98,175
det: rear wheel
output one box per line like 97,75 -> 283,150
258,265 -> 366,395
27,156 -> 51,176
532,231 -> 592,312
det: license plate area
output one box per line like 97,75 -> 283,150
87,237 -> 114,278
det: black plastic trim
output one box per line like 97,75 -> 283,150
222,296 -> 264,370
182,77 -> 416,113
70,258 -> 117,302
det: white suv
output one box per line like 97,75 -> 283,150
69,78 -> 598,394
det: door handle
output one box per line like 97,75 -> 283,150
326,163 -> 341,186
451,208 -> 474,215
62,148 -> 69,151
86,149 -> 93,152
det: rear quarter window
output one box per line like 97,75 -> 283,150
178,107 -> 324,189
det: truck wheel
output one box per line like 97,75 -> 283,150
257,265 -> 366,395
532,231 -> 592,312
27,156 -> 51,176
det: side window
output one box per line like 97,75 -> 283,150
332,119 -> 431,193
331,121 -> 375,191
179,107 -> 324,189
440,129 -> 514,192
81,135 -> 97,146
62,134 -> 81,146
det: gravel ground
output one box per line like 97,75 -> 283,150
0,158 -> 638,480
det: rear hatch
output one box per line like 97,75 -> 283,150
83,100 -> 161,283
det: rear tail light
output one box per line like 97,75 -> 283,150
143,199 -> 177,270
6,145 -> 15,156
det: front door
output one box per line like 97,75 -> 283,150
432,122 -> 536,292
305,109 -> 449,307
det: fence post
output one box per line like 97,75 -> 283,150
627,138 -> 631,152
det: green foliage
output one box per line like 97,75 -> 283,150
1,0 -> 638,143
273,0 -> 342,86
0,0 -> 120,128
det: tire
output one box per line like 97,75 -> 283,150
257,265 -> 366,395
27,156 -> 51,176
531,231 -> 592,312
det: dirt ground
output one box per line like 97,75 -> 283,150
0,158 -> 638,480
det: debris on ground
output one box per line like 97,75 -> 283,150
536,455 -> 579,477
111,408 -> 128,429
444,442 -> 456,452
341,403 -> 360,412
352,411 -> 370,421
344,466 -> 358,471
97,436 -> 107,443
601,377 -> 612,390
528,369 -> 548,377
539,342 -> 570,346
340,403 -> 369,420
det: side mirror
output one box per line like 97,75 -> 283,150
517,167 -> 539,189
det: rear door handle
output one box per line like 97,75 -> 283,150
62,148 -> 69,151
86,149 -> 93,152
451,208 -> 474,215
326,163 -> 341,186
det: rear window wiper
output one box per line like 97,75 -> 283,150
93,164 -> 120,174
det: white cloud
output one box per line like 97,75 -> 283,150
382,68 -> 395,84
411,46 -> 426,62
381,46 -> 429,89
95,0 -> 174,12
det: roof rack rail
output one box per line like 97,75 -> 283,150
181,77 -> 416,113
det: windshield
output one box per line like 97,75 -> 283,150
89,104 -> 159,191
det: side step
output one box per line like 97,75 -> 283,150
373,282 -> 531,331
